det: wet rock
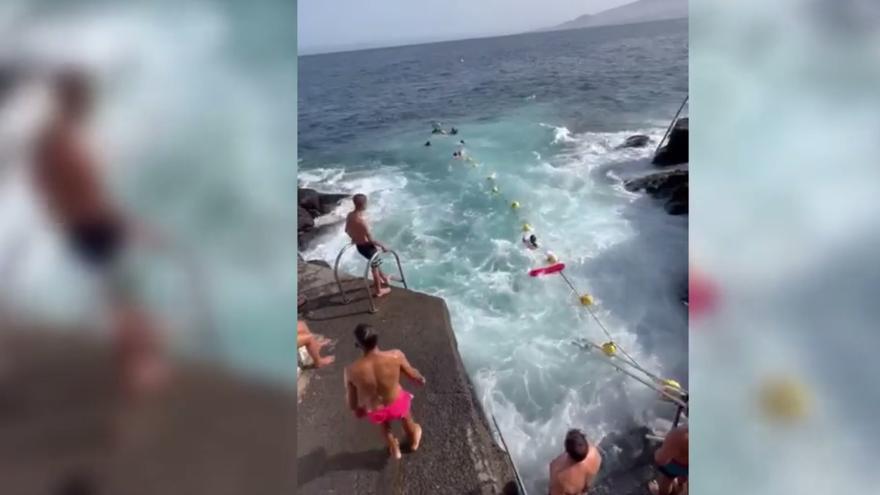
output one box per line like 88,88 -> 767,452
298,189 -> 350,252
306,259 -> 331,269
298,188 -> 349,216
591,426 -> 661,495
625,169 -> 688,216
652,118 -> 688,167
298,206 -> 314,232
620,134 -> 650,148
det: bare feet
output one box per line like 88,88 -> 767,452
374,286 -> 391,298
410,423 -> 423,452
315,355 -> 336,368
389,437 -> 402,460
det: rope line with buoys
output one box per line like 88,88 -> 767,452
449,147 -> 688,408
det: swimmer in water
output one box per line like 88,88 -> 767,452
522,233 -> 539,250
424,141 -> 431,147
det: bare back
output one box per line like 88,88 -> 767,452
33,120 -> 115,226
549,447 -> 602,495
346,348 -> 423,411
345,211 -> 371,245
657,426 -> 688,466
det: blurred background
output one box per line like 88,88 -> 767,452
691,0 -> 880,493
0,1 -> 298,494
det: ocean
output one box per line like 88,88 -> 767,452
299,19 -> 688,490
0,0 -> 300,377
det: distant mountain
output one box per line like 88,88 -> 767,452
547,0 -> 687,32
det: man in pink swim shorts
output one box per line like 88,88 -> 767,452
344,324 -> 426,459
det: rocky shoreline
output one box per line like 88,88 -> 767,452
622,117 -> 689,216
297,188 -> 349,250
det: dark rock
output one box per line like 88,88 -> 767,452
652,118 -> 688,167
590,426 -> 661,495
664,184 -> 688,215
298,188 -> 349,216
625,170 -> 687,199
298,205 -> 314,232
298,229 -> 316,251
625,170 -> 688,216
317,194 -> 349,215
298,188 -> 321,213
620,134 -> 650,148
306,259 -> 331,269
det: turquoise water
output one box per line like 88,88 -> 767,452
300,20 -> 688,489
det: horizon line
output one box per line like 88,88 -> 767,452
299,16 -> 687,57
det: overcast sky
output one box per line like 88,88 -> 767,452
298,0 -> 634,54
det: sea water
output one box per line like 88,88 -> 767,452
0,1 -> 299,377
300,19 -> 688,489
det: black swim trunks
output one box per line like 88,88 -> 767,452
356,243 -> 383,268
68,220 -> 125,269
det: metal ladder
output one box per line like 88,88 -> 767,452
333,244 -> 409,313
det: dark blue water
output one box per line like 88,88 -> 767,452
299,19 -> 688,492
300,19 -> 687,156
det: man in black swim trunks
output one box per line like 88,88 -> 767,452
344,194 -> 391,298
30,68 -> 167,398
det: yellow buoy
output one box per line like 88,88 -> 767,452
601,341 -> 617,357
662,379 -> 682,391
486,173 -> 496,181
522,223 -> 533,232
579,294 -> 594,306
511,201 -> 521,210
547,253 -> 558,264
491,186 -> 500,194
758,375 -> 810,422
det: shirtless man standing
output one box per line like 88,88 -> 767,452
344,323 -> 424,459
31,69 -> 165,397
649,425 -> 688,495
549,429 -> 602,495
344,194 -> 391,297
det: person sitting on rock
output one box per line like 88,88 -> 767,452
345,324 -> 425,459
549,429 -> 602,495
344,193 -> 392,297
649,425 -> 688,495
297,320 -> 335,368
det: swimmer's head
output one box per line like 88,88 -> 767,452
530,234 -> 538,245
53,67 -> 93,120
353,193 -> 368,211
564,429 -> 589,462
354,323 -> 378,351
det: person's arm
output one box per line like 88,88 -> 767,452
394,350 -> 426,385
654,430 -> 678,465
344,369 -> 361,413
363,223 -> 387,251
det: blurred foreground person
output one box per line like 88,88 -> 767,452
649,425 -> 688,495
31,68 -> 167,398
297,319 -> 334,368
548,429 -> 602,495
344,323 -> 425,459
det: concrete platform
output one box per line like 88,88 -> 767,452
298,264 -> 519,495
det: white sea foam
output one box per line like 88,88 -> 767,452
302,122 -> 686,489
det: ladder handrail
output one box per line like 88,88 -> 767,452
334,243 -> 409,314
490,412 -> 529,495
654,95 -> 689,157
